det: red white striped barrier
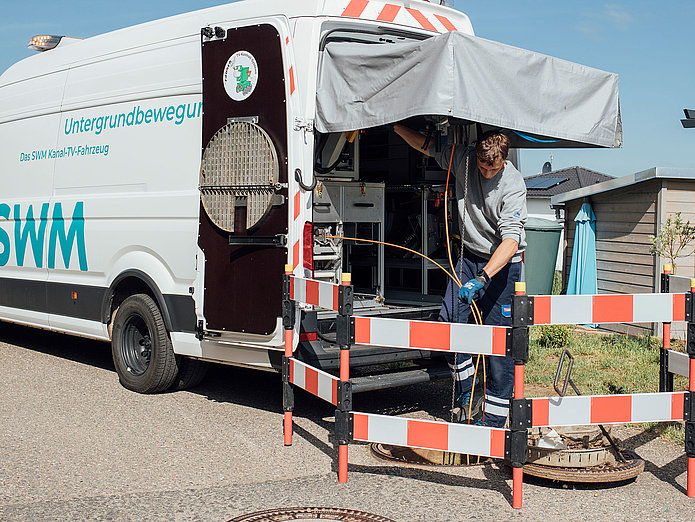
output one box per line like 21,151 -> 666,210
289,359 -> 339,406
531,392 -> 686,427
533,293 -> 687,325
352,412 -> 507,459
289,276 -> 342,312
353,316 -> 508,356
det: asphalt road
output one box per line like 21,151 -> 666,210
0,322 -> 692,521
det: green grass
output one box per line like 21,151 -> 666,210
527,330 -> 660,395
526,328 -> 687,444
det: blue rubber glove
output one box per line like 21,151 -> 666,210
459,276 -> 485,304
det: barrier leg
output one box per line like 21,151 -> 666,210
688,352 -> 694,497
660,323 -> 673,392
688,354 -> 695,497
283,328 -> 294,446
687,281 -> 695,497
336,273 -> 353,484
510,283 -> 531,510
282,266 -> 296,447
660,267 -> 673,392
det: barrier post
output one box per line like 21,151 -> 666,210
660,265 -> 674,393
508,282 -> 532,510
335,273 -> 354,484
282,265 -> 295,446
686,279 -> 695,497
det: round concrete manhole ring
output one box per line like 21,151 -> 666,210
229,507 -> 395,521
523,450 -> 645,483
370,443 -> 495,467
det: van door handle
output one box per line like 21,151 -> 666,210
353,202 -> 374,208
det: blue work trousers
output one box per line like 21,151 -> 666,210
439,250 -> 521,427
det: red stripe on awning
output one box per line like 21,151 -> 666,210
354,317 -> 371,345
306,280 -> 319,306
434,14 -> 457,32
531,398 -> 549,427
342,0 -> 369,18
407,419 -> 448,451
534,296 -> 551,325
591,395 -> 631,424
376,4 -> 401,22
405,8 -> 438,32
492,326 -> 507,356
592,294 -> 633,323
673,293 -> 686,322
410,321 -> 450,350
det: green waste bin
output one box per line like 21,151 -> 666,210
523,217 -> 563,295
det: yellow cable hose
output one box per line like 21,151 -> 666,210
326,235 -> 461,288
441,141 -> 489,433
324,133 -> 495,436
466,353 -> 483,465
443,145 -> 461,287
482,348 -> 487,424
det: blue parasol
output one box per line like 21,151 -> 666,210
567,202 -> 598,326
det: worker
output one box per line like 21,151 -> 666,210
393,124 -> 527,427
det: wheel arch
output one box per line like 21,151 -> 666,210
103,270 -> 175,333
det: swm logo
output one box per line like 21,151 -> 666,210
0,202 -> 88,271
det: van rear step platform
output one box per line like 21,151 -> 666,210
351,364 -> 450,393
296,338 -> 433,370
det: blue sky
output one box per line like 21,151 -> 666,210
1,0 -> 693,178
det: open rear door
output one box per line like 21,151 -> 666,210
199,22 -> 289,335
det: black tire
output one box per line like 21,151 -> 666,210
171,357 -> 209,391
111,294 -> 180,393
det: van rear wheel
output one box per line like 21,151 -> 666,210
111,294 -> 179,393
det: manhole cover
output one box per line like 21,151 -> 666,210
370,443 -> 494,466
230,507 -> 394,521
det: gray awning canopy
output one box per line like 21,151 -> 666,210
315,31 -> 622,149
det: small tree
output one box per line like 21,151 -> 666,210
649,212 -> 695,274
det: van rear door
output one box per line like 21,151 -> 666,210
198,20 -> 291,336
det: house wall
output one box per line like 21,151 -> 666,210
563,179 -> 660,335
663,180 -> 695,279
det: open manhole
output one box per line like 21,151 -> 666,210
524,450 -> 645,483
523,426 -> 645,483
370,443 -> 494,466
230,507 -> 394,521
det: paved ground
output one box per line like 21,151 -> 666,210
0,322 -> 692,521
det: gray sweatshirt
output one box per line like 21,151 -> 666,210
435,144 -> 527,263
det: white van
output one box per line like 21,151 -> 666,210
0,0 -> 620,393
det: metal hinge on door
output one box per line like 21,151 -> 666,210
294,118 -> 314,143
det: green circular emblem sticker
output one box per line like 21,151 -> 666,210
223,51 -> 259,101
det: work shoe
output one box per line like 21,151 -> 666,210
455,389 -> 484,423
